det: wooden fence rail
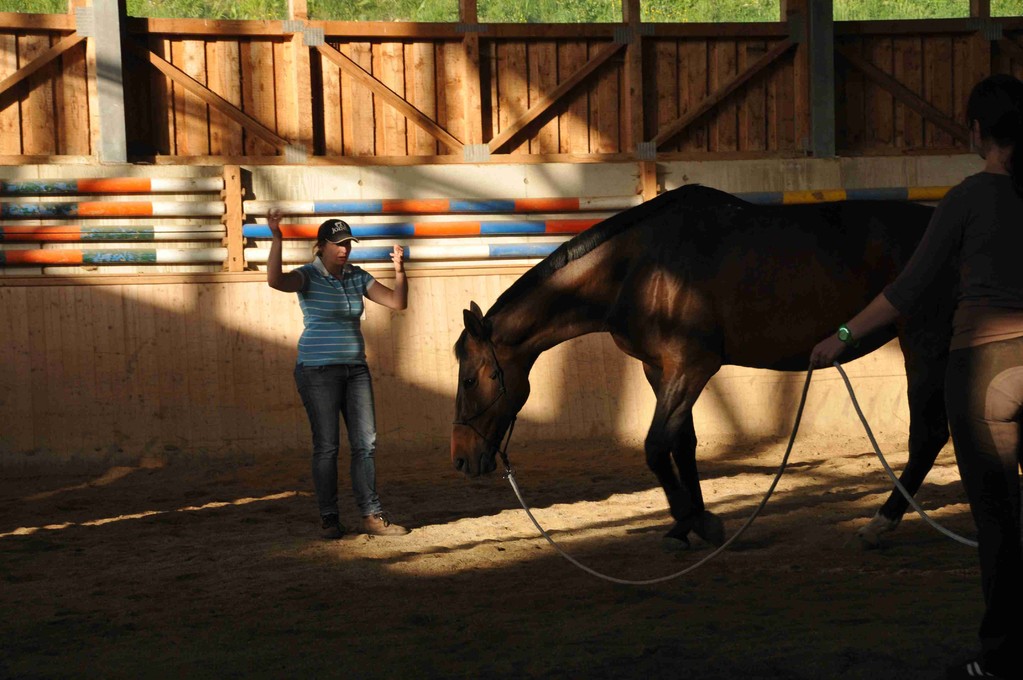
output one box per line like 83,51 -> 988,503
0,1 -> 1021,165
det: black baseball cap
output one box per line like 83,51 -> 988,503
317,218 -> 359,244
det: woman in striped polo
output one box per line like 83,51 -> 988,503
267,210 -> 410,539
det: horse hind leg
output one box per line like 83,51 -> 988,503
643,362 -> 721,550
860,334 -> 950,548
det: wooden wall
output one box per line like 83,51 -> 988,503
4,10 -> 1022,162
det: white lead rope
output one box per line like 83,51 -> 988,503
504,361 -> 975,586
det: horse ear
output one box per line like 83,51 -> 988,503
463,308 -> 486,339
469,301 -> 483,319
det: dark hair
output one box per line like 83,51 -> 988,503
966,73 -> 1023,196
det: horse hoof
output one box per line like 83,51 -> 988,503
693,511 -> 726,547
857,512 -> 899,549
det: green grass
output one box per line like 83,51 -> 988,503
0,0 -> 1020,22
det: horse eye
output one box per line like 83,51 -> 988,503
462,377 -> 477,389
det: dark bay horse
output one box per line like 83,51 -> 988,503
452,185 -> 954,548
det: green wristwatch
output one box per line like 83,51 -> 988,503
837,324 -> 859,347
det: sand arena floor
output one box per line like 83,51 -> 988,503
0,434 -> 985,680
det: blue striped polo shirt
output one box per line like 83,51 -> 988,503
295,258 -> 376,366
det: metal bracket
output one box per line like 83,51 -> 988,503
302,27 -> 325,47
973,18 -> 1003,41
75,7 -> 94,38
456,23 -> 489,34
635,142 -> 657,161
283,144 -> 308,164
614,26 -> 634,45
463,144 -> 490,163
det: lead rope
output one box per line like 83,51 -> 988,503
832,362 -> 977,548
503,361 -> 975,586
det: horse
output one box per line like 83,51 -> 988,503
451,184 -> 955,549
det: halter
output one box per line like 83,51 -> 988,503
452,341 -> 517,471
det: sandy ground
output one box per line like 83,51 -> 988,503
0,434 -> 987,680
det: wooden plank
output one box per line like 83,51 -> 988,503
557,41 -> 589,153
892,36 -> 923,150
653,39 -> 794,149
654,39 -> 679,153
591,40 -> 620,154
459,0 -> 483,147
435,41 -> 463,148
274,37 -> 299,147
18,32 -> 57,155
864,37 -> 894,148
838,43 -> 969,146
924,36 -> 954,148
0,12 -> 75,30
222,165 -> 245,272
0,33 -> 21,155
290,32 -> 314,153
710,41 -> 739,152
178,39 -> 211,156
206,40 -> 244,156
410,42 -> 438,155
528,41 -> 560,154
0,287 -> 32,452
53,35 -> 88,154
343,41 -> 375,156
493,40 -> 624,154
738,41 -> 767,152
379,41 -> 407,156
622,0 -> 645,154
323,47 -> 343,155
149,36 -> 172,155
134,40 -> 287,151
318,41 -> 462,153
838,38 -> 866,151
679,40 -> 708,151
239,38 -> 280,155
496,40 -> 528,155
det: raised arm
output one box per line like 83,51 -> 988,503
265,208 -> 305,293
365,245 -> 408,310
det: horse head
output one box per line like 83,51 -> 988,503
451,301 -> 531,476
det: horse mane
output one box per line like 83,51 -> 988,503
453,184 -> 745,359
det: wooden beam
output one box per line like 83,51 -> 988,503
221,165 -> 245,272
0,12 -> 75,30
970,0 -> 991,19
314,42 -> 464,153
488,40 -> 625,153
459,0 -> 484,150
622,0 -> 645,155
835,45 -> 970,144
651,39 -> 795,148
0,33 -> 83,99
129,42 -> 290,150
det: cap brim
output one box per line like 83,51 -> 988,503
327,236 -> 359,243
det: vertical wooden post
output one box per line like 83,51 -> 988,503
782,0 -> 834,157
639,160 -> 658,200
970,0 -> 991,19
92,0 -> 128,162
289,0 -> 308,20
622,0 -> 645,154
288,0 -> 314,153
222,165 -> 245,272
460,0 -> 485,157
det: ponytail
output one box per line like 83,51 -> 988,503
966,74 -> 1023,197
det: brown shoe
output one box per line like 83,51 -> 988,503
361,512 -> 409,536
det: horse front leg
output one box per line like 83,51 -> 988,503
860,337 -> 950,547
643,361 -> 720,549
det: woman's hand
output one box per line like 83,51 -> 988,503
267,208 -> 283,239
391,244 -> 405,273
810,334 -> 848,369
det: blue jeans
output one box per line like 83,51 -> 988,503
294,363 -> 382,518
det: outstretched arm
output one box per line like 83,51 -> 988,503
266,208 -> 305,293
365,245 -> 408,310
809,292 -> 901,368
